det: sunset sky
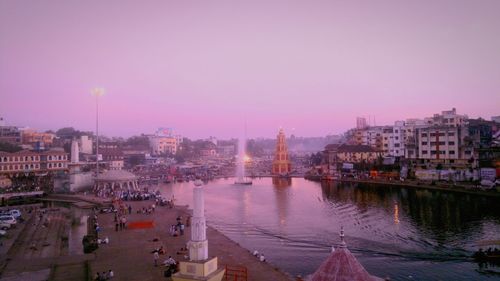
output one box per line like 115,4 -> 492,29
1,0 -> 499,139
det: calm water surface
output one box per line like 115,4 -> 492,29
159,178 -> 500,280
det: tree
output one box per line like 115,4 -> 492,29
246,139 -> 264,157
0,142 -> 23,152
56,127 -> 77,138
125,135 -> 150,147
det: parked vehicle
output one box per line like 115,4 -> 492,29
480,180 -> 496,189
0,215 -> 17,226
0,222 -> 11,230
0,209 -> 21,219
0,229 -> 6,236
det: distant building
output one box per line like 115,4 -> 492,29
492,116 -> 500,124
0,149 -> 69,176
21,129 -> 55,146
217,144 -> 236,156
335,144 -> 383,163
356,117 -> 368,130
0,125 -> 22,145
413,126 -> 471,168
200,142 -> 217,157
149,128 -> 181,156
423,108 -> 468,127
149,136 -> 177,155
272,129 -> 292,175
79,135 -> 93,154
99,142 -> 124,170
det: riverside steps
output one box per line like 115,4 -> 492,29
86,196 -> 292,281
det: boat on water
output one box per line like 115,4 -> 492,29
473,240 -> 500,264
234,178 -> 253,185
194,179 -> 203,186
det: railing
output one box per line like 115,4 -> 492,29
224,265 -> 248,281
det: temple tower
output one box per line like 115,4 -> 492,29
173,186 -> 225,281
272,129 -> 291,175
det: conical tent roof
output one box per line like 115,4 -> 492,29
310,227 -> 382,281
309,247 -> 381,281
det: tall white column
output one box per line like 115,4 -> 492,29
188,186 -> 208,261
71,140 -> 79,163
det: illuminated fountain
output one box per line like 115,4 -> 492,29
234,136 -> 252,185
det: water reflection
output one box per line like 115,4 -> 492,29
320,181 -> 500,246
394,203 -> 400,225
272,178 -> 291,227
163,178 -> 500,280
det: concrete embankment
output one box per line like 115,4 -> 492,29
89,198 -> 292,281
1,194 -> 293,280
317,178 -> 500,198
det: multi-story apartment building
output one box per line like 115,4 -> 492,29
21,129 -> 55,146
148,127 -> 181,156
414,126 -> 472,167
79,135 -> 93,154
0,125 -> 22,145
356,117 -> 368,130
0,150 -> 69,176
99,142 -> 124,170
149,136 -> 177,155
423,108 -> 468,127
351,127 -> 384,151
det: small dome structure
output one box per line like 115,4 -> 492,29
94,169 -> 139,198
309,227 -> 382,281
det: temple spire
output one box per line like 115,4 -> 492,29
339,226 -> 347,248
272,128 -> 291,176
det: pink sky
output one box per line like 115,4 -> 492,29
1,0 -> 499,139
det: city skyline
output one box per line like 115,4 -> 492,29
1,0 -> 500,139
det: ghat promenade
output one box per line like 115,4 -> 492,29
0,194 -> 292,281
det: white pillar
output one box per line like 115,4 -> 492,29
188,186 -> 208,261
71,140 -> 79,163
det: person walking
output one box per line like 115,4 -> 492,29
153,251 -> 159,267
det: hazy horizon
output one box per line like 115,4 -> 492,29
1,0 -> 499,139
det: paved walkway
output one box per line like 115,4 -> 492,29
90,199 -> 292,281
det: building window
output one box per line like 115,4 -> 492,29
465,151 -> 471,155
448,132 -> 455,136
422,133 -> 428,137
439,142 -> 445,145
449,151 -> 455,155
449,141 -> 455,145
431,151 -> 436,155
422,142 -> 428,145
430,142 -> 437,146
422,150 -> 428,154
430,133 -> 436,137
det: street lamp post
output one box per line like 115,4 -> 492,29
91,88 -> 105,189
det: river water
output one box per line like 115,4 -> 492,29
159,178 -> 500,280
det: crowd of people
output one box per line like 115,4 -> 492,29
94,270 -> 114,280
